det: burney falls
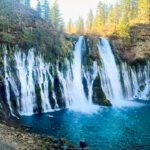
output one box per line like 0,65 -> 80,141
0,0 -> 150,149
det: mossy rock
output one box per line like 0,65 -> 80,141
83,36 -> 102,69
139,84 -> 146,92
92,75 -> 112,106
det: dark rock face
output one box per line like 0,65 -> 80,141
0,82 -> 10,120
54,76 -> 65,108
0,80 -> 20,127
82,76 -> 88,99
92,75 -> 112,106
83,36 -> 102,68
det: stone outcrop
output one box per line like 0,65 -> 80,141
110,24 -> 150,63
92,75 -> 112,106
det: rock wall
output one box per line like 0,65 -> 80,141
110,24 -> 150,63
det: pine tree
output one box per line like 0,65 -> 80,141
51,0 -> 64,31
86,9 -> 94,34
66,18 -> 74,33
36,0 -> 42,17
43,0 -> 50,21
76,17 -> 84,34
107,4 -> 120,35
130,0 -> 138,20
24,0 -> 30,7
117,13 -> 130,38
137,0 -> 149,23
92,2 -> 107,34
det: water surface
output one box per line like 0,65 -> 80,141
20,100 -> 150,150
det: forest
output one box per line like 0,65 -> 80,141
2,0 -> 149,38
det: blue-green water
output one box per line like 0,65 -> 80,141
20,101 -> 150,150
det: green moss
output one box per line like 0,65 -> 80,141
83,36 -> 102,70
92,75 -> 112,106
0,32 -> 15,43
139,84 -> 146,92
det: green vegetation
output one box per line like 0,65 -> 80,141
0,0 -> 73,63
0,32 -> 15,43
83,36 -> 101,68
86,9 -> 94,34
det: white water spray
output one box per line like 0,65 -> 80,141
98,38 -> 124,105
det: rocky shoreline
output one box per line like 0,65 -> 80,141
0,123 -> 78,150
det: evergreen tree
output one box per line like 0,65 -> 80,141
93,2 -> 107,34
36,0 -> 42,16
86,9 -> 94,34
76,17 -> 84,34
66,18 -> 74,33
24,0 -> 30,7
138,0 -> 149,23
43,0 -> 50,21
107,4 -> 120,35
51,0 -> 64,31
117,13 -> 130,37
130,0 -> 138,20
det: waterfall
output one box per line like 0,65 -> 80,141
15,50 -> 37,115
4,48 -> 58,115
98,38 -> 124,105
3,36 -> 150,116
98,38 -> 150,106
68,36 -> 98,113
70,36 -> 87,106
121,62 -> 150,100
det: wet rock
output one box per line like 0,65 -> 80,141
80,140 -> 87,148
92,75 -> 112,106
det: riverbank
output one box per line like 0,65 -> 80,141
0,123 -> 77,150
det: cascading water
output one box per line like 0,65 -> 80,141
68,36 -> 98,113
98,38 -> 124,105
4,48 -> 58,115
3,36 -> 150,116
70,36 -> 87,106
121,62 -> 150,100
97,37 -> 150,106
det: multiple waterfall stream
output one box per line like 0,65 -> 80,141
3,36 -> 150,116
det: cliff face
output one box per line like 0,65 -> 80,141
0,0 -> 76,120
110,24 -> 150,63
